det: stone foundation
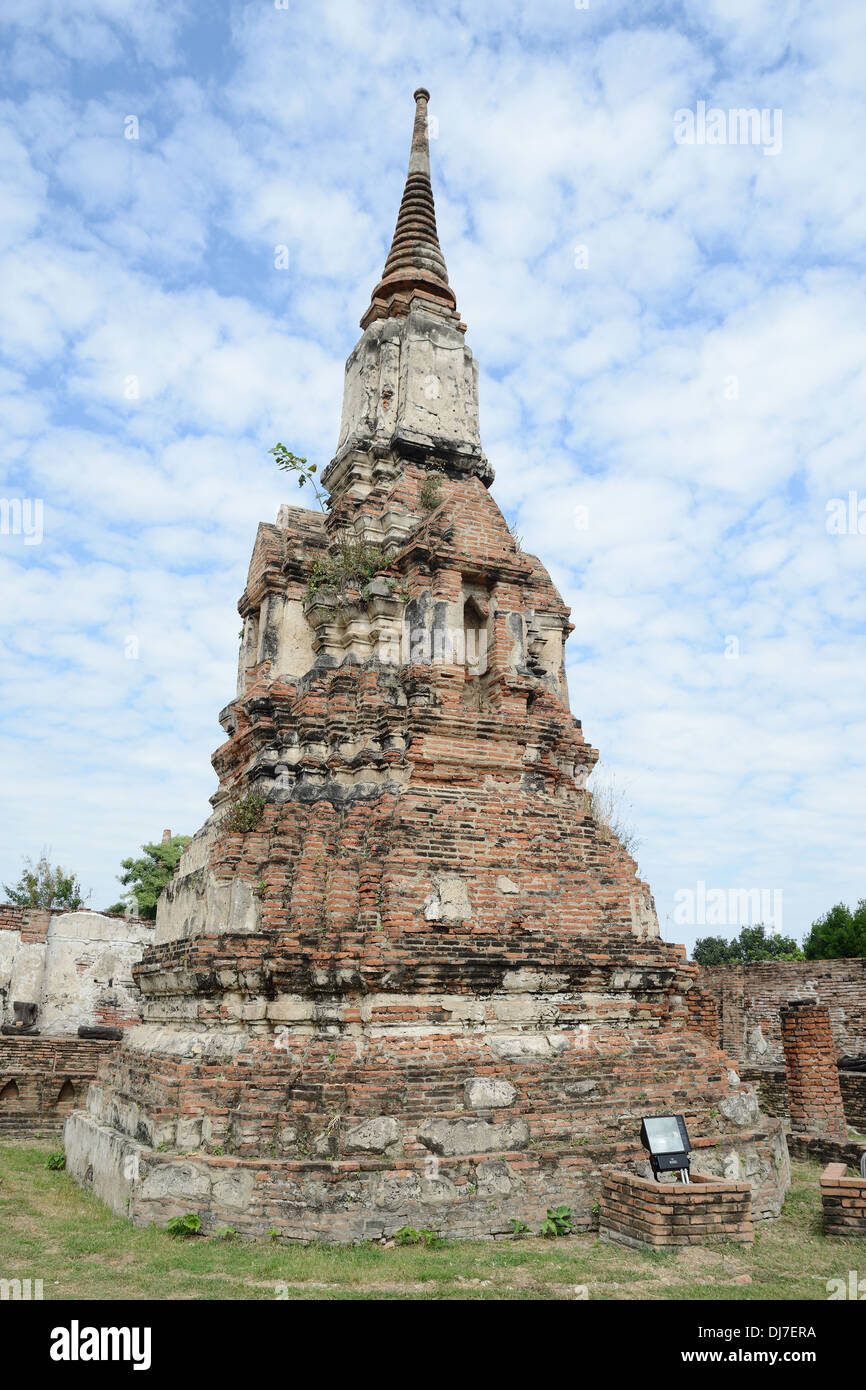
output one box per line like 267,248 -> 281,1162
599,1170 -> 754,1249
65,1108 -> 785,1241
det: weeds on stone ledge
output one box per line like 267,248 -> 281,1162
305,534 -> 396,601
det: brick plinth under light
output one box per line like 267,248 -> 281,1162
599,1171 -> 754,1249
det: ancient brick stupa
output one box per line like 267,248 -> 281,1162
67,90 -> 788,1238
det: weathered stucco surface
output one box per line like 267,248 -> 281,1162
0,907 -> 153,1034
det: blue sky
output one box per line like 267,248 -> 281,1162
1,0 -> 864,950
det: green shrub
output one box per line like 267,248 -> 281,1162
540,1205 -> 573,1238
305,535 -> 395,600
166,1213 -> 202,1238
226,793 -> 266,835
418,474 -> 443,512
46,1151 -> 66,1171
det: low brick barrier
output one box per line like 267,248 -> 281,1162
787,1134 -> 866,1169
820,1162 -> 866,1238
599,1169 -> 754,1248
742,1064 -> 866,1132
0,1036 -> 119,1136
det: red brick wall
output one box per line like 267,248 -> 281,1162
599,1170 -> 753,1248
780,1001 -> 847,1141
0,1036 -> 118,1134
697,959 -> 866,1064
0,905 -> 51,943
743,1064 -> 866,1131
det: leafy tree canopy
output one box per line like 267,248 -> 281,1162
803,900 -> 866,960
693,923 -> 804,965
106,836 -> 191,920
3,853 -> 86,911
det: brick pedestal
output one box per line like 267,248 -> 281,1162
780,1000 -> 847,1141
599,1170 -> 754,1248
821,1162 -> 866,1238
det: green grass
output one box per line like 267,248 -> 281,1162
0,1141 -> 857,1300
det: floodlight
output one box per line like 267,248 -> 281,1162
640,1113 -> 692,1182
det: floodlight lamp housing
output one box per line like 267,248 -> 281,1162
639,1113 -> 692,1178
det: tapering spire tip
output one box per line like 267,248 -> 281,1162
360,84 -> 458,330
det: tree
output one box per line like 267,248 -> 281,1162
106,835 -> 191,920
3,853 -> 86,911
693,923 -> 804,965
803,900 -> 866,960
691,935 -> 733,966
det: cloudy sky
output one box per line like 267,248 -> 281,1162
1,0 -> 864,949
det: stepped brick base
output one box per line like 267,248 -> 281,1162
65,1106 -> 787,1242
821,1163 -> 866,1238
599,1170 -> 754,1249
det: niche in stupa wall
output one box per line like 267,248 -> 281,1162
237,612 -> 260,694
273,595 -> 317,682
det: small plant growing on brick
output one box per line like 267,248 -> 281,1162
46,1151 -> 66,1171
270,443 -> 329,511
213,1226 -> 237,1241
418,473 -> 443,512
305,534 -> 396,601
226,793 -> 266,835
540,1205 -> 573,1238
166,1213 -> 202,1238
510,1218 -> 529,1237
393,1225 -> 444,1248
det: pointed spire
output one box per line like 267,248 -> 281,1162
361,88 -> 459,330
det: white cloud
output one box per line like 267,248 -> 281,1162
1,0 -> 865,943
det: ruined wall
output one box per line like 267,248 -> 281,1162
0,906 -> 154,1134
0,906 -> 154,1034
0,1036 -> 118,1136
696,959 -> 866,1064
